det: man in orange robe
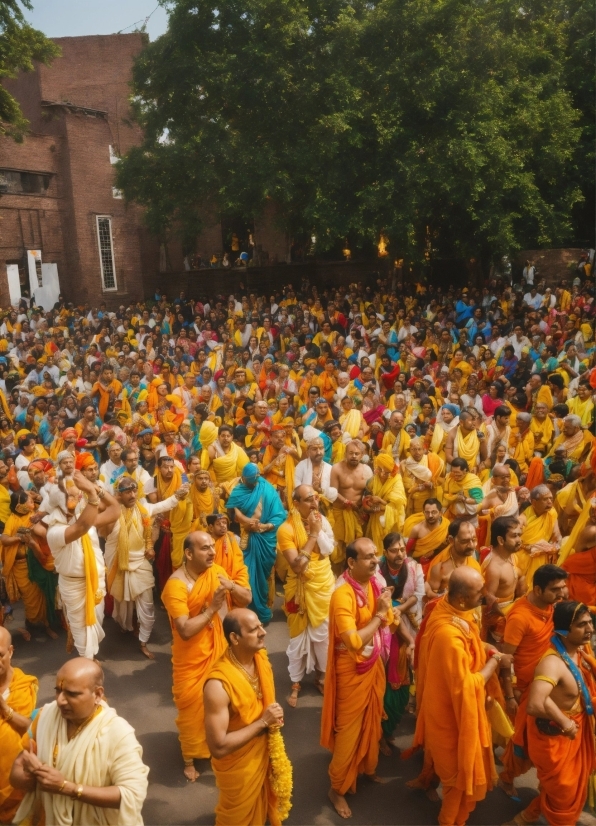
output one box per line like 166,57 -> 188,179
498,564 -> 569,796
90,364 -> 122,421
206,513 -> 252,595
204,608 -> 288,826
162,530 -> 251,781
0,627 -> 38,824
410,568 -> 506,825
519,600 -> 596,826
321,537 -> 394,819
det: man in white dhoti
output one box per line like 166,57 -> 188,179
101,476 -> 188,659
276,484 -> 335,708
45,471 -> 120,659
10,657 -> 148,825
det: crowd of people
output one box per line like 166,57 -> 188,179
0,267 -> 595,826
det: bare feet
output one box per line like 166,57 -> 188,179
364,773 -> 386,784
406,778 -> 439,801
314,677 -> 325,696
328,788 -> 351,819
17,627 -> 31,641
45,627 -> 59,640
379,736 -> 393,756
287,682 -> 300,708
183,762 -> 200,782
140,643 -> 155,660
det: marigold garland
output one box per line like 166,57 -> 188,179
268,727 -> 293,821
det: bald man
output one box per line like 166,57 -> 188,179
410,568 -> 512,825
204,608 -> 287,825
10,658 -> 148,825
0,627 -> 38,824
161,531 -> 251,780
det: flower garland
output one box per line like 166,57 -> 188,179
268,727 -> 293,821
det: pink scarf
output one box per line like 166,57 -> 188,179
344,571 -> 391,673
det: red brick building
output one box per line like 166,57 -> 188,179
0,33 -> 159,309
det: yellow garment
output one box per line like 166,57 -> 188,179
455,427 -> 480,467
403,514 -> 450,562
530,415 -> 554,455
519,506 -> 558,585
190,486 -> 220,531
567,395 -> 595,428
558,497 -> 592,566
380,429 -> 411,461
331,440 -> 346,464
0,483 -> 10,526
442,472 -> 483,516
278,512 -> 334,638
199,421 -> 219,469
339,409 -> 363,439
210,442 -> 249,483
1,513 -> 48,626
508,428 -> 535,474
0,668 -> 37,823
365,472 -> 406,550
546,429 -> 592,462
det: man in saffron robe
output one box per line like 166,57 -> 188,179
147,456 -> 192,589
260,425 -> 299,507
410,568 -> 508,826
442,457 -> 484,523
321,537 -> 394,819
401,438 -> 444,517
426,518 -> 482,599
204,608 -> 288,826
364,453 -> 406,548
558,497 -> 596,609
278,484 -> 335,707
204,425 -> 249,484
162,530 -> 251,781
404,498 -> 450,577
499,564 -> 568,796
206,513 -> 252,592
91,364 -> 122,422
0,627 -> 37,824
380,411 -> 411,461
517,484 -> 561,585
516,601 -> 596,826
444,409 -> 487,474
226,464 -> 287,624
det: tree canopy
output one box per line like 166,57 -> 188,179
117,0 -> 594,264
0,1 -> 60,139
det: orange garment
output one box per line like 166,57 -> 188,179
161,565 -> 230,760
261,445 -> 296,492
500,596 -> 553,783
213,532 -> 250,588
1,514 -> 47,626
412,597 -> 496,826
317,371 -> 338,402
562,546 -> 596,609
320,581 -> 389,795
526,649 -> 596,826
0,668 -> 38,824
91,379 -> 122,420
207,649 -> 283,826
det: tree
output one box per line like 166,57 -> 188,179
0,1 -> 60,140
117,0 -> 591,265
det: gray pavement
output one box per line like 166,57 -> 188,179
7,599 -> 594,826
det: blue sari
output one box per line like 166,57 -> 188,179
227,477 -> 287,623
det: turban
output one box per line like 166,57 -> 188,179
62,428 -> 77,440
214,370 -> 224,381
442,404 -> 460,417
242,463 -> 260,481
282,417 -> 295,427
349,366 -> 360,380
15,429 -> 31,441
199,420 -> 218,449
161,421 -> 177,433
166,394 -> 180,405
271,424 -> 285,431
138,428 -> 153,437
28,460 -> 48,474
302,425 -> 322,444
75,453 -> 97,470
57,450 -> 73,464
374,453 -> 397,475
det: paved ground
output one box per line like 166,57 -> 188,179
8,598 -> 595,826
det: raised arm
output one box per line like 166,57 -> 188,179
63,472 -> 105,544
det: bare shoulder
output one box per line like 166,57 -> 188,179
534,652 -> 565,681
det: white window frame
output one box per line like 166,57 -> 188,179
96,215 -> 118,291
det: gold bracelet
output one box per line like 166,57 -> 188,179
58,780 -> 67,793
86,499 -> 100,507
72,784 -> 83,800
5,706 -> 14,722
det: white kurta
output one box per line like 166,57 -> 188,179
16,700 -> 149,826
293,458 -> 338,502
46,513 -> 106,659
104,495 -> 178,643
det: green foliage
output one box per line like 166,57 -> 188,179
117,0 -> 591,262
0,1 -> 60,140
